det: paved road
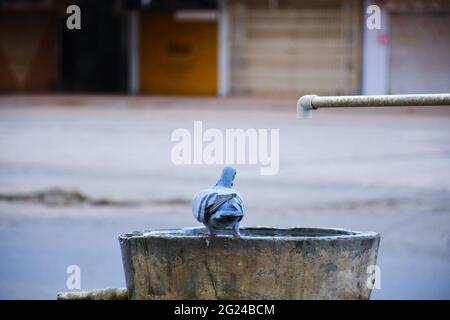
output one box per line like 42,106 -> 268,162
0,96 -> 449,299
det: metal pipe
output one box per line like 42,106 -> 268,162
297,93 -> 450,118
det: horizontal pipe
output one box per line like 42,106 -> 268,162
312,94 -> 450,108
297,94 -> 450,118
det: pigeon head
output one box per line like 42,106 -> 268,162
216,166 -> 237,188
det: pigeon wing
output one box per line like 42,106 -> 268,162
226,190 -> 244,215
204,194 -> 237,222
192,189 -> 217,223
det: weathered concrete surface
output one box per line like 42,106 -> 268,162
57,288 -> 128,300
119,227 -> 380,300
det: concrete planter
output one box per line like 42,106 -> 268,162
119,227 -> 380,300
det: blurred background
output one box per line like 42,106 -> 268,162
0,0 -> 449,299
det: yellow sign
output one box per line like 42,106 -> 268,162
140,13 -> 217,95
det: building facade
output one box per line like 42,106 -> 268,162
0,0 -> 449,96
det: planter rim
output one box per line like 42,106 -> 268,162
119,226 -> 380,242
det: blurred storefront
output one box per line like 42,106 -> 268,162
362,0 -> 450,94
0,0 -> 449,96
227,0 -> 361,96
0,1 -> 60,92
139,12 -> 218,95
386,0 -> 450,94
127,0 -> 362,96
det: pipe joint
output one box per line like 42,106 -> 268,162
297,94 -> 317,119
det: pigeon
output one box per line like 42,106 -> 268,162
192,166 -> 245,238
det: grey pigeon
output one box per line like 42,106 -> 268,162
192,167 -> 245,238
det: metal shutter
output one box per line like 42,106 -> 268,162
390,13 -> 450,94
228,0 -> 361,96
